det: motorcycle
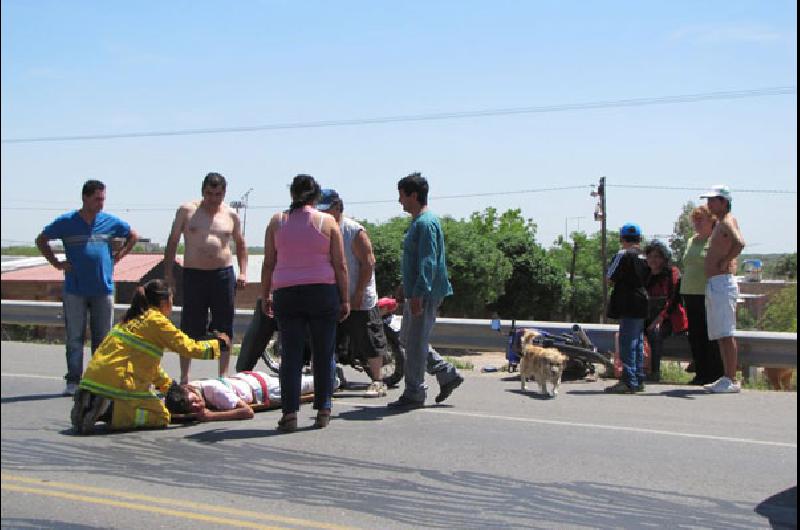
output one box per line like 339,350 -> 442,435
237,298 -> 405,389
494,317 -> 613,380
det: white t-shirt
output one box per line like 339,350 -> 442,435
189,372 -> 316,411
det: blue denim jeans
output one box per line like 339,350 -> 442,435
619,318 -> 645,389
399,297 -> 445,401
63,292 -> 114,383
273,284 -> 339,413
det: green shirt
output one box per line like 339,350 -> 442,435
680,235 -> 710,295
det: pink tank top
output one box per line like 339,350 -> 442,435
272,206 -> 336,290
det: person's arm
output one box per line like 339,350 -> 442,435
326,215 -> 350,322
148,311 -> 222,360
350,230 -> 375,309
164,206 -> 188,288
114,228 -> 139,264
719,217 -> 746,269
196,400 -> 254,422
231,210 -> 248,290
35,232 -> 71,272
261,214 -> 279,317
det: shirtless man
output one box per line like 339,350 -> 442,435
700,185 -> 745,393
165,172 -> 248,384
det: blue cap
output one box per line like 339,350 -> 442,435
620,222 -> 641,237
317,188 -> 341,211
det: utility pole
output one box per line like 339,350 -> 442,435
568,239 -> 579,321
592,177 -> 607,323
241,188 -> 254,239
600,177 -> 607,323
230,188 -> 254,239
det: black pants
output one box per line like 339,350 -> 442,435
683,294 -> 724,384
236,298 -> 279,372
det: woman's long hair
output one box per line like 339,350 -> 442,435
123,279 -> 172,323
288,174 -> 321,213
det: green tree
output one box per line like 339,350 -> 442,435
549,230 -> 620,323
473,209 -> 565,320
758,287 -> 797,332
440,215 -> 513,317
363,216 -> 409,297
773,253 -> 797,280
670,201 -> 695,270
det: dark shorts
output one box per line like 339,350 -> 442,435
337,307 -> 388,360
181,266 -> 235,340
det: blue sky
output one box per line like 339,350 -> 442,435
1,0 -> 796,252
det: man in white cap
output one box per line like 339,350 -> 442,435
317,188 -> 389,397
699,185 -> 745,393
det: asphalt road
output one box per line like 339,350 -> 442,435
1,341 -> 796,529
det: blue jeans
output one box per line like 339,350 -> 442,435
63,292 -> 114,383
399,297 -> 445,401
273,284 -> 339,414
619,318 -> 645,389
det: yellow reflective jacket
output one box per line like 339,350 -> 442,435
80,308 -> 220,401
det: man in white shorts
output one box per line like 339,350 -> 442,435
700,185 -> 745,394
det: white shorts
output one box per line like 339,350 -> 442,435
705,274 -> 738,340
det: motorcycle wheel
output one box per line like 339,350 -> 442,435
260,338 -> 282,375
381,323 -> 405,388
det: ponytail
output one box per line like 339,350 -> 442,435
123,279 -> 172,322
288,174 -> 321,213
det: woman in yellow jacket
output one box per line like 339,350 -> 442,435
71,279 -> 230,434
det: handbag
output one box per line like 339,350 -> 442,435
668,302 -> 689,334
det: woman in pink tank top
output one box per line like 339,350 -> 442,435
260,174 -> 349,432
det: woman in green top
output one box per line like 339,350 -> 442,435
680,205 -> 724,385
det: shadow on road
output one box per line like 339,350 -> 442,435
754,486 -> 797,529
506,389 -> 554,400
1,432 -> 777,529
1,393 -> 65,404
0,518 -> 105,529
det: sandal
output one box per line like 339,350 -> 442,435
277,414 -> 297,433
314,409 -> 331,429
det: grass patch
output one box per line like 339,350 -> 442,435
659,361 -> 694,384
443,356 -> 474,371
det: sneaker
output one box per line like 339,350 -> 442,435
435,374 -> 464,404
604,381 -> 635,394
635,382 -> 646,393
387,395 -> 425,410
79,394 -> 111,435
705,376 -> 741,394
364,381 -> 388,398
63,382 -> 78,396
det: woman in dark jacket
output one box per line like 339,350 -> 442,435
644,240 -> 688,382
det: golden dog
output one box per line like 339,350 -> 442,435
519,330 -> 567,397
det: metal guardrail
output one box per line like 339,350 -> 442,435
2,300 -> 796,368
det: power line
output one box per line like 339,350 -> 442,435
1,86 -> 795,144
0,183 -> 794,213
608,184 -> 797,194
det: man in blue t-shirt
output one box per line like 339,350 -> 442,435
36,180 -> 138,395
388,173 -> 463,409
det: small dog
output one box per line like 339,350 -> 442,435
519,330 -> 568,397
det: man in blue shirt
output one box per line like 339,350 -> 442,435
36,180 -> 138,395
388,173 -> 463,409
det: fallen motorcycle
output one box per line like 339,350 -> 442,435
236,298 -> 405,388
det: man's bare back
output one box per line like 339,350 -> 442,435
705,213 -> 745,278
175,200 -> 238,269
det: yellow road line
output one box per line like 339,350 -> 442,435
2,483 -> 288,529
2,474 -> 355,530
